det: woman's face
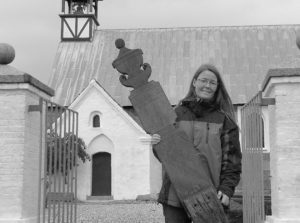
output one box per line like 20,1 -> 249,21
192,70 -> 218,100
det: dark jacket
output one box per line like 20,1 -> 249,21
157,99 -> 242,207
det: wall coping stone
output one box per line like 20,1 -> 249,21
261,68 -> 300,92
0,73 -> 54,96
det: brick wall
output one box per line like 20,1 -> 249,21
263,72 -> 300,222
269,83 -> 300,218
0,91 -> 27,219
0,74 -> 53,222
0,90 -> 42,222
22,92 -> 41,218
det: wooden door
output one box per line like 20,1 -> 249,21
92,152 -> 111,196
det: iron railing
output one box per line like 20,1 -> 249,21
31,98 -> 78,223
241,91 -> 275,223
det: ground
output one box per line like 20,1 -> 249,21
77,199 -> 243,223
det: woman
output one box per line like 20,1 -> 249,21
152,64 -> 242,223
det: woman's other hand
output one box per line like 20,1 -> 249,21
217,191 -> 230,207
151,134 -> 161,145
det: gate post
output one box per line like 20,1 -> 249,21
0,44 -> 54,223
262,68 -> 300,223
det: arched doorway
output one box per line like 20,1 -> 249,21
92,152 -> 111,196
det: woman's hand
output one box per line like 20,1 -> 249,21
217,191 -> 230,207
151,134 -> 161,145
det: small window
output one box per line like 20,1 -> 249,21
93,115 -> 100,128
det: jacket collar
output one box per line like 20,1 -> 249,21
181,96 -> 220,117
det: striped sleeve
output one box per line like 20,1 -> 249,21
218,115 -> 242,198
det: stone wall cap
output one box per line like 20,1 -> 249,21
261,68 -> 300,91
0,73 -> 55,96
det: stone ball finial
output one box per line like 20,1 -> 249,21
296,31 -> 300,50
0,43 -> 15,65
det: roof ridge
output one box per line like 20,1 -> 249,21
97,24 -> 300,32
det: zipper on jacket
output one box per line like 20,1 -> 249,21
206,122 -> 209,143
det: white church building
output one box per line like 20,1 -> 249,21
68,79 -> 161,200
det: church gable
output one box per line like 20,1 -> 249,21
69,79 -> 145,135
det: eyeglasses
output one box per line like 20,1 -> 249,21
196,78 -> 218,87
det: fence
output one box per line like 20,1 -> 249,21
240,91 -> 274,223
30,98 -> 79,223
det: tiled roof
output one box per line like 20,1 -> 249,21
49,25 -> 300,106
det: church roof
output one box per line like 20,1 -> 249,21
49,25 -> 300,106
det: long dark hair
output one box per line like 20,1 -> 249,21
180,63 -> 236,121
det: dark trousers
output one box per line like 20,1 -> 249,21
163,204 -> 192,223
162,204 -> 229,223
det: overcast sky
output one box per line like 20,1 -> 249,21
1,0 -> 300,84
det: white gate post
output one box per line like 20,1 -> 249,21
262,68 -> 300,223
0,44 -> 54,223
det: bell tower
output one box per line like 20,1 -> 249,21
60,0 -> 102,41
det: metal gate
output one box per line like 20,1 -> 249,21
31,98 -> 78,223
241,91 -> 274,223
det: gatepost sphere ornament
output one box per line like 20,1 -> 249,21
0,43 -> 15,65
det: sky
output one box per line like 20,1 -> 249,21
0,0 -> 300,85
